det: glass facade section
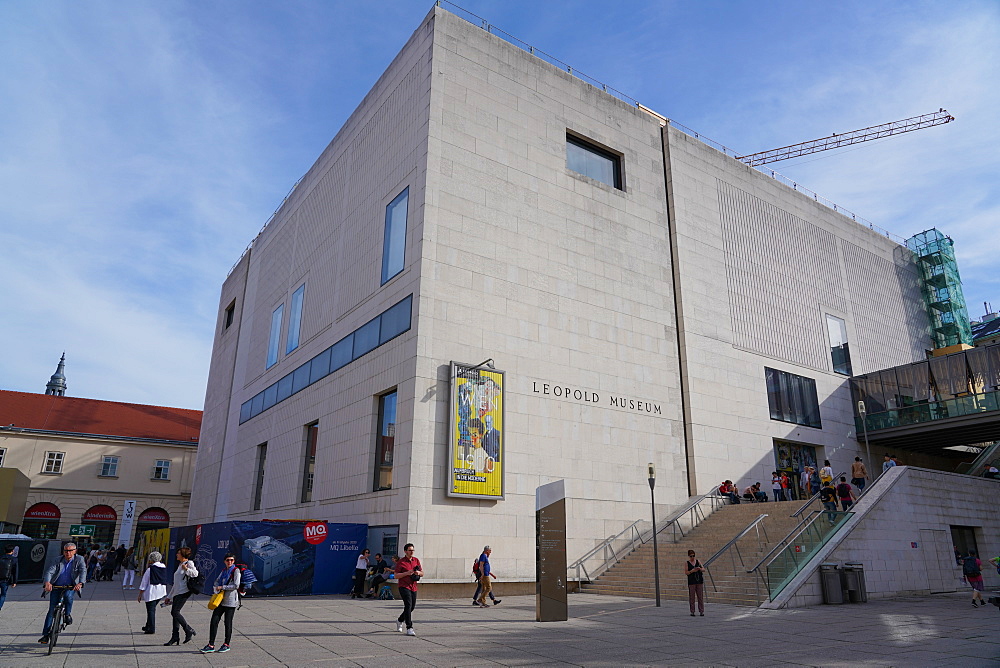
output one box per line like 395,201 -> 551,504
566,134 -> 622,189
266,303 -> 284,369
765,367 -> 822,429
374,391 -> 397,491
826,315 -> 852,375
381,188 -> 408,284
240,295 -> 412,423
302,423 -> 318,503
905,228 -> 972,348
286,284 -> 305,354
852,342 -> 1000,432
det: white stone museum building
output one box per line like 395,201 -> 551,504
189,5 -> 996,594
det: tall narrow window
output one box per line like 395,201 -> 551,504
373,391 -> 397,491
566,133 -> 622,189
381,188 -> 409,285
286,284 -> 305,354
0,447 -> 6,467
253,443 -> 268,511
301,422 -> 318,503
266,303 -> 284,368
826,315 -> 853,375
224,301 -> 235,329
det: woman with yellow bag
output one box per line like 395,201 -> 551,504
200,554 -> 241,654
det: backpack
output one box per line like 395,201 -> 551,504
378,584 -> 394,600
963,556 -> 981,577
185,568 -> 206,595
472,559 -> 481,576
0,555 -> 13,581
235,563 -> 257,595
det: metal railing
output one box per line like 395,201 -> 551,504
703,514 -> 769,592
746,510 -> 821,596
569,491 -> 727,583
760,510 -> 854,600
791,471 -> 847,517
955,440 -> 1000,475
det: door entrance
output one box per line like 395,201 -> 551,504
774,440 -> 818,501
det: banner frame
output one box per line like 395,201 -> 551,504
447,360 -> 506,500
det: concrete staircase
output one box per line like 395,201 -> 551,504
579,500 -> 805,606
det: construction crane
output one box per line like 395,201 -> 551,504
735,109 -> 955,167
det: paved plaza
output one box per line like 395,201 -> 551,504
0,581 -> 997,667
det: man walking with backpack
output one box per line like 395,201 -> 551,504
474,546 -> 500,608
0,544 -> 17,611
963,550 -> 986,607
471,547 -> 501,607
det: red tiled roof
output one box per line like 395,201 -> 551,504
0,390 -> 201,443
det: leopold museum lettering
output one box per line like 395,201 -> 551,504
530,381 -> 662,415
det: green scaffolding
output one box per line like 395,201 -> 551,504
905,228 -> 972,348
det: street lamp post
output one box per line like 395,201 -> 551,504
858,401 -> 873,482
648,462 -> 661,607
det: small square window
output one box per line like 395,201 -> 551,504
224,301 -> 236,329
152,460 -> 171,481
566,133 -> 623,189
99,456 -> 120,477
43,451 -> 65,474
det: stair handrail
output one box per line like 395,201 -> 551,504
568,489 -> 727,584
791,470 -> 846,517
703,514 -> 769,592
568,519 -> 645,583
746,510 -> 821,592
645,490 -> 727,543
955,440 -> 1000,475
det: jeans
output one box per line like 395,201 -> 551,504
209,605 -> 235,645
122,569 -> 135,588
398,588 -> 417,629
840,498 -> 854,511
823,501 -> 838,523
0,582 -> 7,611
43,589 -> 75,635
772,489 -> 785,502
851,478 -> 866,492
145,599 -> 161,632
688,583 -> 704,614
170,591 -> 194,638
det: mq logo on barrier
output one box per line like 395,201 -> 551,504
304,521 -> 329,545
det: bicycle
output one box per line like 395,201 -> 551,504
40,585 -> 80,655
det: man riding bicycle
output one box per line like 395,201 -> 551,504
39,542 -> 86,644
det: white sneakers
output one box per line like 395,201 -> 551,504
406,628 -> 416,636
396,621 -> 404,633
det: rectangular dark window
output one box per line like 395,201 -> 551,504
224,301 -> 235,329
152,459 -> 171,480
286,284 -> 305,354
99,456 -> 119,477
353,318 -> 380,358
765,367 -> 822,429
302,423 -> 318,503
253,443 -> 267,511
826,315 -> 853,375
381,187 -> 409,284
373,391 -> 397,491
43,451 -> 65,474
566,133 -> 622,189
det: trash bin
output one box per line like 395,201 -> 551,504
819,563 -> 844,604
842,563 -> 867,603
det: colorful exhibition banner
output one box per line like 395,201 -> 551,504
448,361 -> 505,499
163,520 -> 367,597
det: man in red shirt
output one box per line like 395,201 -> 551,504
394,543 -> 423,636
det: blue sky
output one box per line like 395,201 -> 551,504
1,0 -> 997,409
